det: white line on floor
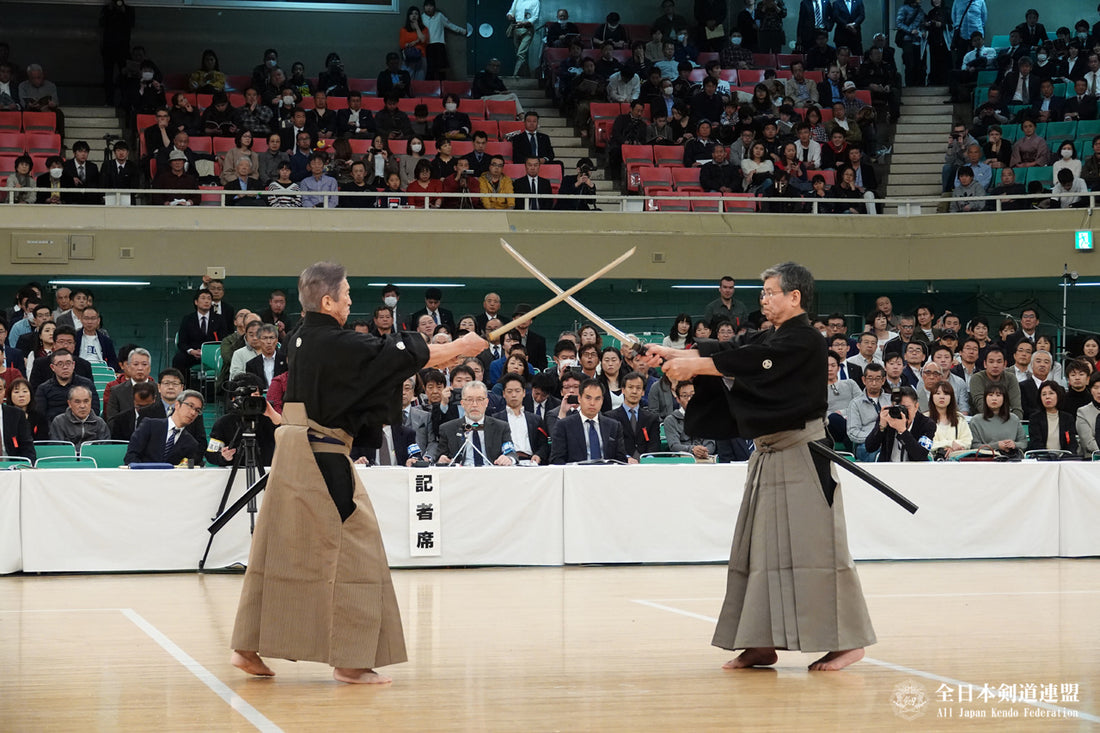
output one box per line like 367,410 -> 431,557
639,589 -> 1100,603
630,598 -> 1100,724
120,609 -> 283,733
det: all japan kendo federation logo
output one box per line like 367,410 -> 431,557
890,679 -> 929,720
762,359 -> 773,370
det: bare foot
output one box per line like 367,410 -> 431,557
808,648 -> 865,671
333,667 -> 392,684
722,648 -> 779,669
231,650 -> 275,677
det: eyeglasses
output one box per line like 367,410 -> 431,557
759,289 -> 785,300
462,396 -> 489,404
178,401 -> 203,413
160,379 -> 182,387
863,376 -> 885,382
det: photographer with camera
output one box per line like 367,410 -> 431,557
864,385 -> 936,462
205,372 -> 281,467
940,121 -> 978,193
555,157 -> 597,211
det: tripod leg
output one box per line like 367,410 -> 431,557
199,444 -> 249,570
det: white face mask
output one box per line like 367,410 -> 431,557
50,167 -> 63,179
282,95 -> 295,105
383,296 -> 398,308
662,87 -> 673,96
411,143 -> 423,153
1062,148 -> 1073,159
267,58 -> 278,67
559,18 -> 568,25
1037,54 -> 1048,63
141,71 -> 154,81
444,102 -> 457,112
731,37 -> 742,45
1079,33 -> 1089,40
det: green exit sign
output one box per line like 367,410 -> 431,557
1076,231 -> 1094,251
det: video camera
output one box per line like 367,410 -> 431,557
225,374 -> 268,418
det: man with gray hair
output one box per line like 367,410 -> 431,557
231,261 -> 488,685
244,323 -> 286,388
49,385 -> 110,448
124,388 -> 205,465
1020,349 -> 1056,417
18,63 -> 64,136
644,261 -> 876,672
104,346 -> 153,421
427,380 -> 516,465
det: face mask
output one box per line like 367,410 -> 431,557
384,296 -> 398,308
662,87 -> 673,96
445,102 -> 457,112
731,37 -> 742,45
1079,33 -> 1089,40
1037,54 -> 1048,63
559,19 -> 568,25
677,34 -> 687,43
607,23 -> 618,30
282,95 -> 295,105
1062,148 -> 1073,159
50,167 -> 63,179
411,143 -> 423,153
141,71 -> 154,81
267,58 -> 278,67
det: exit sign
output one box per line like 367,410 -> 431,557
1076,231 -> 1094,250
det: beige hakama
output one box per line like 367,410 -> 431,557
712,423 -> 876,653
231,404 -> 407,669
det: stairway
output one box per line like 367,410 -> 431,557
885,86 -> 953,212
508,76 -> 606,186
62,106 -> 125,164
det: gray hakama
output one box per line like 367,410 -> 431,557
711,422 -> 877,652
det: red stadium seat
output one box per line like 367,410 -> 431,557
688,69 -> 707,82
441,80 -> 472,98
692,192 -> 724,211
670,166 -> 702,191
503,163 -> 526,180
252,137 -> 268,153
621,144 -> 654,192
227,93 -> 246,107
411,80 -> 442,97
722,193 -> 758,211
21,111 -> 56,134
484,99 -> 518,120
752,53 -> 777,69
719,69 -> 739,83
484,141 -> 510,157
450,141 -> 474,155
776,54 -> 803,68
590,102 -> 620,149
697,52 -> 720,67
189,136 -> 214,154
196,93 -> 213,109
498,120 -> 525,139
652,145 -> 686,167
24,133 -> 60,156
804,70 -> 823,82
348,139 -> 372,157
638,166 -> 673,194
649,188 -> 691,211
362,97 -> 385,112
0,132 -> 25,154
349,78 -> 378,95
471,119 -> 499,140
738,69 -> 765,84
224,75 -> 251,92
327,96 -> 348,110
0,111 -> 23,132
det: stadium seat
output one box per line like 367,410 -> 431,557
1025,166 -> 1053,187
21,111 -> 56,133
79,441 -> 129,469
0,132 -> 25,154
722,193 -> 758,211
697,52 -> 719,66
621,144 -> 654,192
0,456 -> 31,469
776,54 -> 803,68
1044,121 -> 1077,141
34,440 -> 77,459
670,166 -> 702,191
362,97 -> 385,112
471,119 -> 499,140
484,141 -> 510,157
24,133 -> 60,156
688,69 -> 707,82
638,166 -> 673,194
719,69 -> 739,83
411,80 -> 442,97
650,190 -> 691,211
451,140 -> 473,156
224,74 -> 251,92
349,78 -> 378,94
738,69 -> 765,84
1076,120 -> 1100,138
498,120 -> 524,139
691,192 -> 724,211
36,456 -> 97,469
1000,124 -> 1022,142
589,102 -> 621,149
327,96 -> 348,110
652,145 -> 685,167
484,99 -> 518,121
0,111 -> 21,132
752,53 -> 777,68
441,80 -> 472,98
502,163 -> 525,180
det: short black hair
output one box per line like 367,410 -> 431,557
580,377 -> 604,395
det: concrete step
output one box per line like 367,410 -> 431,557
903,86 -> 950,96
893,133 -> 949,145
67,116 -> 120,129
894,121 -> 954,133
890,163 -> 945,175
892,142 -> 949,155
888,183 -> 944,195
65,106 -> 121,119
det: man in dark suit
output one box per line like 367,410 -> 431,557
154,131 -> 216,179
0,379 -> 35,461
336,92 -> 376,138
493,373 -> 550,463
138,368 -> 206,450
510,111 -> 555,164
604,371 -> 661,459
109,379 -> 158,441
305,90 -> 338,138
1028,77 -> 1065,122
510,304 -> 548,373
525,372 -> 562,420
473,292 -> 503,336
124,389 -> 206,465
550,378 -> 627,464
512,157 -> 555,210
223,158 -> 267,206
376,52 -> 413,98
279,108 -> 320,154
1001,57 -> 1042,107
352,422 -> 420,465
173,289 -> 229,373
1064,79 -> 1098,121
29,326 -> 91,392
426,381 -> 516,465
244,324 -> 288,387
797,0 -> 834,52
35,155 -> 75,204
408,287 -> 456,334
100,140 -> 141,202
831,0 -> 865,55
61,141 -> 103,204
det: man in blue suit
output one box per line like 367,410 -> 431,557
124,389 -> 206,465
549,378 -> 627,464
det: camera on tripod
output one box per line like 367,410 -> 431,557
225,376 -> 268,417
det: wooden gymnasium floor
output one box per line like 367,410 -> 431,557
2,559 -> 1099,731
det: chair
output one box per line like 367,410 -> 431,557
696,52 -> 720,67
543,163 -> 563,193
196,93 -> 214,110
803,71 -> 823,83
854,90 -> 872,106
816,169 -> 836,187
471,119 -> 499,140
647,188 -> 691,211
196,341 -> 222,399
348,78 -> 378,94
212,137 -> 236,156
639,452 -> 695,464
776,53 -> 803,69
79,440 -> 130,469
1025,166 -> 1053,188
1076,120 -> 1100,138
1044,121 -> 1077,141
21,111 -> 56,133
411,80 -> 442,97
738,69 -> 765,83
189,136 -> 214,154
484,141 -> 510,157
0,456 -> 31,469
975,70 -> 998,88
348,138 -> 372,157
722,193 -> 758,211
1076,138 -> 1092,160
691,192 -> 724,211
999,124 -> 1022,142
326,96 -> 349,110
590,102 -> 621,149
0,155 -> 16,179
24,133 -> 60,156
498,120 -> 524,139
441,80 -> 472,98
199,184 -> 224,206
451,140 -> 474,156
670,166 -> 702,192
990,35 -> 1010,50
0,111 -> 21,132
719,69 -> 739,83
502,163 -> 526,179
227,93 -> 246,107
33,440 -> 77,459
652,145 -> 686,167
752,53 -> 777,69
0,132 -> 25,154
774,69 -> 793,80
224,74 -> 251,92
484,99 -> 518,121
638,166 -> 673,194
688,69 -> 707,82
361,97 -> 385,112
621,144 -> 654,192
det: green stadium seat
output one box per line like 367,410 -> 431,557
1076,138 -> 1093,160
79,440 -> 129,468
1077,120 -> 1100,138
0,456 -> 31,469
1025,166 -> 1053,188
1044,121 -> 1077,141
1000,124 -> 1022,142
33,440 -> 76,459
639,452 -> 696,464
35,455 -> 97,469
976,70 -> 998,87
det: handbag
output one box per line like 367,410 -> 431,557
403,46 -> 423,63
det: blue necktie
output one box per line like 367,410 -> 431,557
587,419 -> 601,460
472,428 -> 485,466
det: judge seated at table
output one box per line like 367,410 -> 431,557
125,389 -> 206,465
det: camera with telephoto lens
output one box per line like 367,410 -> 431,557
887,388 -> 904,420
225,376 -> 268,417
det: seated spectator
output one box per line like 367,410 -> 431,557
223,158 -> 265,206
663,380 -> 716,461
34,349 -> 99,422
865,385 -> 935,462
594,12 -> 630,50
545,8 -> 580,48
826,352 -> 861,451
336,92 -> 375,139
989,166 -> 1027,209
607,68 -> 641,105
298,152 -> 338,208
431,93 -> 472,141
234,87 -> 273,137
220,129 -> 259,185
7,377 -> 48,442
49,384 -> 109,448
374,94 -> 414,140
125,389 -> 206,465
926,381 -> 972,458
1043,167 -> 1089,209
858,46 -> 900,122
168,92 -> 201,137
820,129 -> 852,170
549,378 -> 626,464
377,52 -> 412,98
121,59 -> 164,118
406,158 -> 444,209
828,165 -> 866,213
35,155 -> 73,205
970,383 -> 1026,454
760,170 -> 803,212
1075,371 -> 1100,456
1064,78 -> 1098,121
0,61 -> 20,111
337,160 -> 374,209
947,31 -> 998,103
476,155 -> 514,209
278,106 -> 317,152
317,52 -> 349,97
845,362 -> 890,461
5,154 -> 35,204
0,379 -> 37,459
376,171 -> 407,208
75,306 -> 118,370
569,58 -> 608,133
838,147 -> 877,213
662,314 -> 692,350
152,149 -> 200,206
188,49 -> 225,93
690,77 -> 724,124
1009,118 -> 1051,167
1027,380 -> 1077,453
720,29 -> 754,69
555,157 -> 597,210
740,141 -> 774,192
265,160 -> 301,207
398,136 -> 428,187
806,32 -> 838,71
512,156 -> 553,211
441,156 -> 476,209
785,61 -> 819,107
427,381 -> 515,465
253,132 -> 286,185
200,92 -> 237,137
1081,135 -> 1100,189
306,90 -> 337,139
155,131 -> 217,180
950,165 -> 986,212
471,58 -> 524,115
143,107 -> 174,164
1052,140 -> 1081,183
982,126 -> 1012,171
258,63 -> 287,107
700,144 -> 737,192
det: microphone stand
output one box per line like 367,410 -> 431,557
448,422 -> 494,467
